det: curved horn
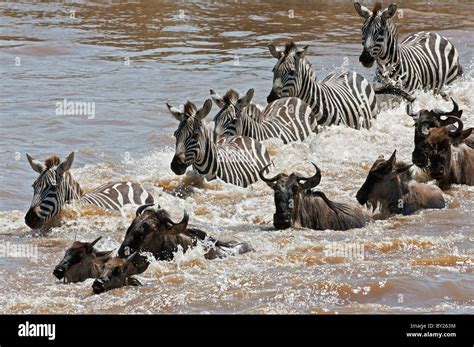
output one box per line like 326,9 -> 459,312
90,236 -> 102,248
296,163 -> 322,190
446,98 -> 459,116
165,210 -> 189,235
258,163 -> 282,183
135,203 -> 155,217
447,116 -> 463,138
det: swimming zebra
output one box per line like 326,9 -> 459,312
210,88 -> 314,144
354,2 -> 463,95
166,99 -> 272,187
211,88 -> 266,123
267,42 -> 377,130
25,152 -> 154,229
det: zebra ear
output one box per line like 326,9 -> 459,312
166,102 -> 185,121
382,3 -> 397,20
56,151 -> 75,175
268,45 -> 282,59
26,153 -> 45,173
237,89 -> 254,109
354,2 -> 372,19
196,99 -> 213,121
210,89 -> 226,109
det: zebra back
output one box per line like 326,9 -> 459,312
80,181 -> 154,211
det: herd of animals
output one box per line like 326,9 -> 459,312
21,3 -> 472,294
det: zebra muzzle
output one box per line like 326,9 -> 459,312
170,155 -> 189,175
24,207 -> 44,229
359,50 -> 374,68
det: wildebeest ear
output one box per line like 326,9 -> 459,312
210,89 -> 226,109
26,153 -> 45,173
166,102 -> 185,121
382,3 -> 397,20
196,99 -> 212,121
237,89 -> 254,109
56,152 -> 75,175
127,277 -> 142,286
354,2 -> 372,19
268,45 -> 282,59
387,150 -> 397,168
396,164 -> 413,175
168,210 -> 189,235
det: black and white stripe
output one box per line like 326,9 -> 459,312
26,152 -> 154,226
354,2 -> 462,95
211,88 -> 314,144
268,42 -> 377,130
167,99 -> 272,187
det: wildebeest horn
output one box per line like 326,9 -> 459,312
135,203 -> 155,217
296,163 -> 322,190
258,163 -> 282,183
90,236 -> 102,247
444,98 -> 459,116
163,210 -> 189,235
447,116 -> 463,138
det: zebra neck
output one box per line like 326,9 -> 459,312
193,132 -> 218,176
63,173 -> 84,203
296,61 -> 320,109
377,20 -> 402,78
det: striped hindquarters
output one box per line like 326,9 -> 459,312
316,71 -> 376,129
80,181 -> 154,211
215,136 -> 271,187
397,32 -> 462,93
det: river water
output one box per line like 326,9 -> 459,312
0,0 -> 473,313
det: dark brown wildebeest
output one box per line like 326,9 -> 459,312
91,204 -> 252,294
259,163 -> 369,230
53,236 -> 112,283
422,118 -> 474,189
407,99 -> 474,168
356,150 -> 445,216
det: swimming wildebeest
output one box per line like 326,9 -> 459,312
407,99 -> 474,168
91,204 -> 252,294
259,163 -> 368,230
420,118 -> 474,189
53,236 -> 112,283
356,150 -> 445,215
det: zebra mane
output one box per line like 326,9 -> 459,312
222,89 -> 240,105
45,155 -> 61,169
183,101 -> 198,118
284,41 -> 298,55
373,2 -> 382,14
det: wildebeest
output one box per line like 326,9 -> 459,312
53,236 -> 112,283
407,99 -> 474,168
421,118 -> 474,189
91,204 -> 252,294
356,150 -> 445,216
117,203 -> 252,261
259,163 -> 369,230
92,252 -> 148,294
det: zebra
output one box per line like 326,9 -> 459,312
354,2 -> 463,96
211,88 -> 266,123
267,41 -> 377,130
166,99 -> 272,188
210,88 -> 314,144
25,152 -> 154,229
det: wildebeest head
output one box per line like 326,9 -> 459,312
424,118 -> 472,182
92,252 -> 147,294
53,236 -> 112,283
356,150 -> 413,209
407,99 -> 463,168
210,88 -> 254,138
267,42 -> 309,103
167,99 -> 213,175
259,162 -> 322,229
25,152 -> 78,229
117,204 -> 189,258
353,2 -> 397,68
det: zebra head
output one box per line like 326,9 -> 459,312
25,152 -> 78,229
267,42 -> 309,103
167,99 -> 213,175
354,2 -> 398,68
210,88 -> 254,138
